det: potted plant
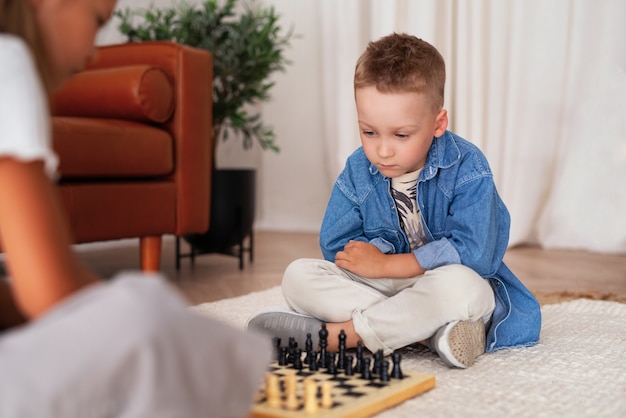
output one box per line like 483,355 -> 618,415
115,0 -> 294,268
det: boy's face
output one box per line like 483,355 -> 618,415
31,0 -> 117,89
356,86 -> 447,178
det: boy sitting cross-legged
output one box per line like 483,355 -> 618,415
248,33 -> 541,368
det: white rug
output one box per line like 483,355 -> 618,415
193,287 -> 626,417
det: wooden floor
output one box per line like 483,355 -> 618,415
75,231 -> 626,306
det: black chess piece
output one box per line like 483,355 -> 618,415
287,337 -> 299,365
304,333 -> 314,363
293,348 -> 303,370
380,360 -> 390,382
327,352 -> 337,375
308,350 -> 318,371
373,349 -> 383,376
337,330 -> 346,370
361,358 -> 372,380
344,354 -> 354,376
354,341 -> 364,373
391,351 -> 403,379
278,346 -> 288,366
272,337 -> 281,361
317,323 -> 329,368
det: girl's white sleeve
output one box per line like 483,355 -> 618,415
0,35 -> 59,179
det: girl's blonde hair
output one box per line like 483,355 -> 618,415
0,0 -> 54,94
354,33 -> 446,112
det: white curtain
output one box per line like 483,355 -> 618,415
317,0 -> 626,253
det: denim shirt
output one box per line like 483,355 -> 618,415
320,130 -> 541,352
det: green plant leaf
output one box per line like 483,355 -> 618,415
116,0 -> 294,158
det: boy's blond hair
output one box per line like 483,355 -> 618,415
354,33 -> 445,111
0,0 -> 54,95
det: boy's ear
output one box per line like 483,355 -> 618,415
434,109 -> 448,137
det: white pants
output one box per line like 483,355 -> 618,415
0,273 -> 271,418
282,259 -> 495,355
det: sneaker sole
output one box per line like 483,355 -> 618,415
245,306 -> 305,328
246,307 -> 322,349
436,320 -> 485,368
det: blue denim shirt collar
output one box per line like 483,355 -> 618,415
426,131 -> 462,172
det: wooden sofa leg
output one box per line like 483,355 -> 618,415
140,236 -> 162,272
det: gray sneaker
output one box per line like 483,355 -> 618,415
429,319 -> 486,368
246,308 -> 323,350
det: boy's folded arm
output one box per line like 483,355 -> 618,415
368,237 -> 396,254
335,240 -> 424,279
379,252 -> 425,278
413,238 -> 462,271
320,197 -> 400,261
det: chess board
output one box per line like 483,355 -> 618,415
250,360 -> 435,417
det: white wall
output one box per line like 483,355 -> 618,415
98,0 -> 330,233
253,0 -> 330,232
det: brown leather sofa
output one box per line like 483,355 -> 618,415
51,41 -> 213,272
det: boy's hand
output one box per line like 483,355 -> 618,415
335,240 -> 386,278
335,240 -> 425,279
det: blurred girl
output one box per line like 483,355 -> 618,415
0,1 -> 270,416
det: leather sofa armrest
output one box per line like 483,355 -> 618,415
87,41 -> 213,235
52,66 -> 174,123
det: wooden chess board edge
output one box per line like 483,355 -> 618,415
369,374 -> 436,416
248,372 -> 436,418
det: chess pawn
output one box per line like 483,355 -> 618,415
278,346 -> 288,366
361,358 -> 372,380
320,381 -> 333,408
303,378 -> 319,414
272,337 -> 281,361
283,371 -> 299,410
308,350 -> 319,371
373,349 -> 384,376
344,354 -> 354,376
392,351 -> 404,379
284,370 -> 297,394
284,388 -> 299,411
380,360 -> 390,382
288,337 -> 298,365
293,348 -> 303,370
327,352 -> 337,375
265,373 -> 281,408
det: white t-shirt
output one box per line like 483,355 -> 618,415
0,34 -> 58,178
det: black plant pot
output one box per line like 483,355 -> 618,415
179,169 -> 255,269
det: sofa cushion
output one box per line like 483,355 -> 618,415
53,117 -> 174,179
52,65 -> 175,123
